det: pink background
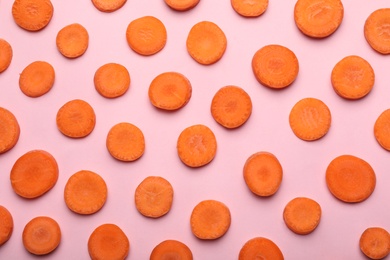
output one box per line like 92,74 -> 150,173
1,0 -> 389,259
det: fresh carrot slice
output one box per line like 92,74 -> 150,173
64,170 -> 107,215
294,0 -> 344,38
91,0 -> 127,12
331,55 -> 375,100
22,216 -> 61,255
186,21 -> 227,65
88,223 -> 130,260
10,150 -> 58,199
374,109 -> 390,151
106,122 -> 145,162
56,99 -> 96,138
56,23 -> 89,58
0,107 -> 20,154
326,155 -> 376,203
150,240 -> 193,260
364,8 -> 390,55
243,152 -> 283,197
239,237 -> 284,260
231,0 -> 268,17
126,16 -> 167,56
177,124 -> 217,168
0,39 -> 13,73
19,61 -> 55,98
148,72 -> 192,111
164,0 -> 200,11
360,227 -> 390,260
283,197 -> 321,235
12,0 -> 53,31
289,97 -> 331,141
0,206 -> 13,246
134,176 -> 174,218
94,63 -> 130,98
211,85 -> 252,129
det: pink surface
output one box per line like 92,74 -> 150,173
1,0 -> 390,259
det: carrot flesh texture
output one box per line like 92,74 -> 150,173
239,237 -> 284,260
94,63 -> 130,98
374,109 -> 390,151
0,39 -> 13,73
0,107 -> 20,154
364,8 -> 390,55
19,61 -> 55,97
56,23 -> 89,58
150,240 -> 193,260
0,206 -> 13,246
91,0 -> 127,12
12,0 -> 53,31
360,227 -> 390,260
164,0 -> 200,11
231,0 -> 268,17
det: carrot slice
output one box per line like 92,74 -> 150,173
148,72 -> 192,111
374,109 -> 390,151
360,227 -> 390,260
331,55 -> 375,100
22,216 -> 61,255
56,23 -> 89,58
231,0 -> 268,17
177,124 -> 217,167
10,150 -> 58,199
134,176 -> 174,218
364,8 -> 390,55
12,0 -> 53,31
326,155 -> 376,203
186,21 -> 227,65
150,240 -> 193,260
164,0 -> 200,11
56,99 -> 96,138
190,200 -> 231,240
0,39 -> 13,73
294,0 -> 344,38
106,122 -> 145,162
0,107 -> 20,154
19,61 -> 55,98
88,223 -> 130,260
64,170 -> 107,215
0,206 -> 13,246
239,237 -> 284,260
252,44 -> 299,89
289,97 -> 331,141
211,85 -> 252,129
94,63 -> 130,98
126,16 -> 167,56
91,0 -> 127,12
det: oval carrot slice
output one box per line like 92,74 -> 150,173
211,85 -> 252,129
150,240 -> 193,260
231,0 -> 268,17
331,55 -> 375,100
0,206 -> 13,246
360,227 -> 390,260
19,61 -> 55,98
164,0 -> 200,11
91,0 -> 127,12
239,237 -> 284,260
148,72 -> 192,111
12,0 -> 53,31
10,150 -> 58,199
0,107 -> 20,154
374,109 -> 390,151
186,21 -> 227,65
134,176 -> 174,218
326,155 -> 376,203
0,39 -> 13,73
252,44 -> 299,89
94,63 -> 130,98
56,23 -> 89,58
364,8 -> 390,55
294,0 -> 344,38
126,16 -> 167,56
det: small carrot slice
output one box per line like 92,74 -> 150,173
252,44 -> 299,89
126,16 -> 167,56
364,8 -> 390,55
0,206 -> 13,246
88,223 -> 130,260
331,55 -> 375,100
164,0 -> 200,11
22,216 -> 61,255
134,176 -> 174,218
10,150 -> 58,199
374,109 -> 390,151
150,240 -> 193,260
12,0 -> 53,32
94,63 -> 130,98
186,21 -> 227,65
148,72 -> 192,111
289,97 -> 331,141
91,0 -> 127,12
190,200 -> 231,240
283,197 -> 321,235
177,124 -> 217,168
294,0 -> 344,38
106,122 -> 145,162
326,155 -> 376,203
19,61 -> 55,98
56,99 -> 96,138
211,85 -> 252,129
0,39 -> 13,73
56,23 -> 89,58
231,0 -> 268,17
0,107 -> 20,154
238,237 -> 284,260
360,227 -> 390,260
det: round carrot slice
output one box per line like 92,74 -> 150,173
88,223 -> 130,260
374,109 -> 390,151
243,152 -> 283,197
10,150 -> 58,199
91,0 -> 127,12
12,0 -> 53,31
19,61 -> 55,98
56,99 -> 96,138
364,8 -> 390,55
22,216 -> 61,255
360,227 -> 390,260
164,0 -> 200,11
0,39 -> 13,73
0,206 -> 13,246
252,44 -> 299,89
94,63 -> 130,98
289,97 -> 331,141
283,197 -> 321,235
134,176 -> 174,218
148,72 -> 192,111
326,155 -> 376,203
64,170 -> 108,215
126,16 -> 167,56
190,200 -> 231,240
231,0 -> 268,17
177,124 -> 217,168
150,240 -> 193,260
331,55 -> 375,100
294,0 -> 344,38
186,21 -> 227,65
211,85 -> 252,129
0,107 -> 20,154
56,23 -> 89,58
238,237 -> 284,260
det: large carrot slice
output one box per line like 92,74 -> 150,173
0,206 -> 13,246
0,107 -> 20,154
374,109 -> 390,151
150,240 -> 193,260
360,227 -> 390,260
12,0 -> 53,31
56,23 -> 89,58
364,8 -> 390,55
19,61 -> 55,98
0,39 -> 13,73
239,237 -> 284,260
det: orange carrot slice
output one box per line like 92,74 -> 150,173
150,240 -> 193,260
360,227 -> 390,260
0,39 -> 13,73
231,0 -> 268,17
12,0 -> 53,31
0,107 -> 20,154
56,23 -> 89,58
374,109 -> 390,151
0,206 -> 13,246
91,0 -> 127,12
94,63 -> 130,98
164,0 -> 200,11
239,237 -> 284,260
364,8 -> 390,55
19,61 -> 55,98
